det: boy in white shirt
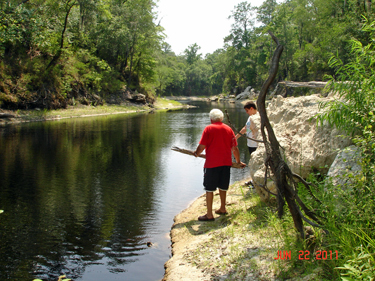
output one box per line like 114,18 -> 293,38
236,101 -> 259,156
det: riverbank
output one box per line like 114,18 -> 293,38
0,97 -> 191,126
162,179 -> 328,281
162,180 -> 280,281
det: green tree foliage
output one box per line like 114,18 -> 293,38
184,43 -> 202,65
205,49 -> 227,95
319,18 -> 375,138
0,0 -> 161,109
155,43 -> 186,96
1,0 -> 375,105
184,60 -> 212,96
317,19 -> 375,279
257,0 -> 277,26
227,2 -> 256,49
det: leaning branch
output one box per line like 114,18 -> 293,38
296,207 -> 329,233
292,173 -> 322,204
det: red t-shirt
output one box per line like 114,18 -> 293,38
199,121 -> 237,168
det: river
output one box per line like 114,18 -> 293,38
0,100 -> 251,281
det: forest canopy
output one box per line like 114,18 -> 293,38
0,0 -> 374,109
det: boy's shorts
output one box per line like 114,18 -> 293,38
248,146 -> 257,155
203,166 -> 231,192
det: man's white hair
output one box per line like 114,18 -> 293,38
209,109 -> 224,122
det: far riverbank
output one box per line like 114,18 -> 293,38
0,97 -> 192,126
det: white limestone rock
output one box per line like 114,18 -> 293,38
326,145 -> 362,189
249,94 -> 352,201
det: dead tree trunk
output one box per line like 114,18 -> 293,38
257,32 -> 305,238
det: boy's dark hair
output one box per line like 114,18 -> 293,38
244,101 -> 257,110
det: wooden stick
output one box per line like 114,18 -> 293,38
171,146 -> 246,169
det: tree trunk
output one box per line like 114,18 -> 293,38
257,32 -> 305,238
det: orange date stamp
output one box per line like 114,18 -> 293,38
274,250 -> 339,260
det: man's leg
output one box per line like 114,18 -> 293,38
217,189 -> 227,213
206,191 -> 214,219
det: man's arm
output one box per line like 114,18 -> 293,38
232,146 -> 246,167
194,144 -> 206,157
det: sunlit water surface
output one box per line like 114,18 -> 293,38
0,101 -> 251,281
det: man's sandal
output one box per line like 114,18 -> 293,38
215,210 -> 228,215
198,214 -> 215,221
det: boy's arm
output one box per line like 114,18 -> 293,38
235,126 -> 246,139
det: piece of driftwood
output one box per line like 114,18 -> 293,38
0,113 -> 16,119
171,146 -> 245,169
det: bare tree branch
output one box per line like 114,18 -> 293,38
292,173 -> 322,204
296,207 -> 329,233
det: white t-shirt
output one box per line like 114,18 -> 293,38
246,115 -> 258,148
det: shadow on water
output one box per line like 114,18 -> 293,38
0,101 -> 251,281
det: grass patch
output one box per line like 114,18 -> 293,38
154,97 -> 182,109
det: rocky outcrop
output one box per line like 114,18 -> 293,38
249,94 -> 352,201
106,88 -> 147,104
128,92 -> 147,104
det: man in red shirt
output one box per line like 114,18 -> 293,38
194,109 -> 246,221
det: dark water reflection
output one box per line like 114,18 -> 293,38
0,101 -> 251,281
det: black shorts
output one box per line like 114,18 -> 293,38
248,146 -> 257,155
203,166 -> 231,192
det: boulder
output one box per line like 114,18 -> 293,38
235,86 -> 251,100
249,94 -> 352,201
323,145 -> 363,212
326,145 -> 362,189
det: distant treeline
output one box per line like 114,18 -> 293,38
0,0 -> 374,109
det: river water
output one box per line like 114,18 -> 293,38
0,101 -> 251,281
